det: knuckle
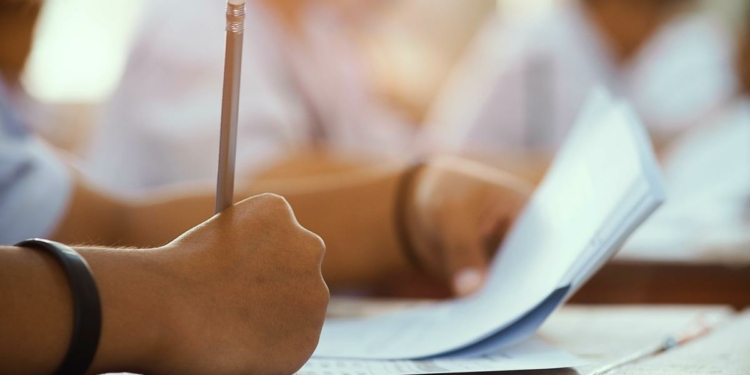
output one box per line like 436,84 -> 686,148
302,277 -> 330,310
257,193 -> 291,210
253,194 -> 297,227
249,192 -> 273,203
318,279 -> 331,304
305,230 -> 326,253
300,230 -> 326,268
322,287 -> 331,307
303,285 -> 328,312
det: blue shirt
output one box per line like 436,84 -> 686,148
0,81 -> 72,245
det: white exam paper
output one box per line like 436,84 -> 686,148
300,338 -> 588,375
314,90 -> 666,360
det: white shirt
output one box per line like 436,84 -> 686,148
623,98 -> 750,254
0,81 -> 71,245
84,0 -> 413,194
423,4 -> 737,157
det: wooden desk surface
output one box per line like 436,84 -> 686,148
571,244 -> 750,308
570,260 -> 750,308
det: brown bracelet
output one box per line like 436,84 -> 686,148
393,161 -> 426,271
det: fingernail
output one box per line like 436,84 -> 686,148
454,269 -> 484,296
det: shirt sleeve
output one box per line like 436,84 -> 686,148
0,136 -> 72,245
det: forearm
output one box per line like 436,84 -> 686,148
51,173 -> 128,247
53,156 -> 413,288
0,245 -> 170,375
125,163 -> 413,288
283,164 -> 410,287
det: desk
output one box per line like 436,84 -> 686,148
535,305 -> 734,375
612,309 -> 750,375
571,245 -> 750,308
327,299 -> 745,375
109,302 -> 744,375
373,259 -> 750,308
373,240 -> 750,308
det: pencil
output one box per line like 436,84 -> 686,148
216,0 -> 246,214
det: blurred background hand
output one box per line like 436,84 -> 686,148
407,157 -> 533,297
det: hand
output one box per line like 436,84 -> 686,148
154,194 -> 329,375
406,157 -> 532,297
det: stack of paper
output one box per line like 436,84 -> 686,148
300,338 -> 587,375
310,89 -> 666,368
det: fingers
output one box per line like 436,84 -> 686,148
304,229 -> 327,268
478,192 -> 524,256
238,193 -> 327,268
237,193 -> 330,309
419,161 -> 532,298
441,214 -> 489,297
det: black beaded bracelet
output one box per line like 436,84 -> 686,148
16,239 -> 102,375
393,162 -> 426,271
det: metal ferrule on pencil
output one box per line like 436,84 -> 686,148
226,3 -> 246,34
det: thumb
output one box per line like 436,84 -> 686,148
442,223 -> 489,297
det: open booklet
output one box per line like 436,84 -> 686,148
313,90 -> 667,360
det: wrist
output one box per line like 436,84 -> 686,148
78,247 -> 175,374
395,162 -> 432,273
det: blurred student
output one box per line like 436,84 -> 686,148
2,0 -> 535,295
84,0 -> 415,194
625,0 -> 750,250
3,63 -> 535,291
424,0 -> 737,164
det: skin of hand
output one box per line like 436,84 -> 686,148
1,193 -> 329,375
405,157 -> 533,296
151,193 -> 330,375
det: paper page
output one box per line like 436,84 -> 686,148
439,287 -> 569,358
314,90 -> 666,360
612,311 -> 750,375
300,338 -> 587,375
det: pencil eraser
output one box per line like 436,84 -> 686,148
228,0 -> 246,4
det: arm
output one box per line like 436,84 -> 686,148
0,245 -> 167,375
3,194 -> 328,375
54,155 -> 531,295
55,162 -> 410,289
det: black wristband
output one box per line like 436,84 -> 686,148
15,239 -> 102,375
393,162 -> 426,271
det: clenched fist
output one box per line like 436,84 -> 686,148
154,194 -> 329,375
